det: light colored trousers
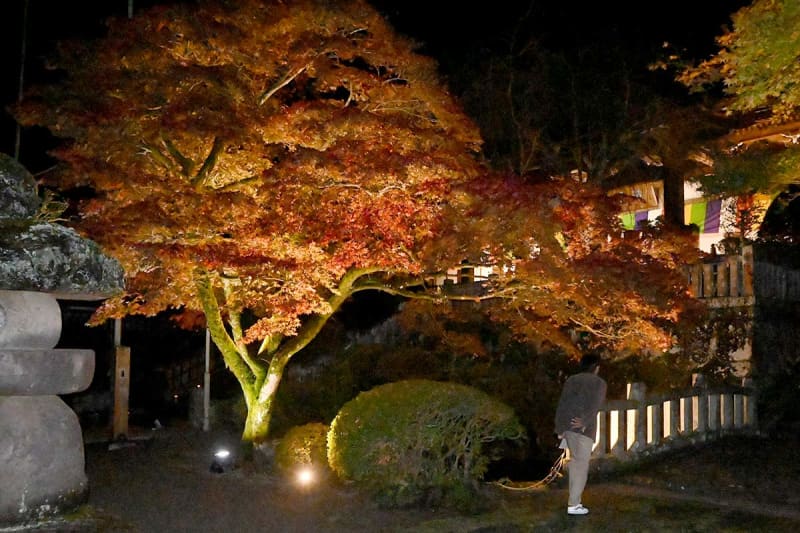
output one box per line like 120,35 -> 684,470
564,430 -> 594,506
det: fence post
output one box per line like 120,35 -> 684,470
703,263 -> 715,298
681,396 -> 693,434
688,264 -> 702,297
627,383 -> 647,451
717,261 -> 729,298
728,255 -> 740,297
734,393 -> 745,429
595,410 -> 608,455
665,399 -> 680,438
742,378 -> 758,430
742,245 -> 754,296
610,406 -> 626,457
721,393 -> 734,431
693,374 -> 708,435
648,402 -> 662,445
708,393 -> 721,431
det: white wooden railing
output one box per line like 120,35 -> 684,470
590,378 -> 757,462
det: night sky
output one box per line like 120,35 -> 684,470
0,0 -> 750,167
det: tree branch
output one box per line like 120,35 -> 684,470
195,273 -> 257,406
191,136 -> 224,190
222,279 -> 267,383
569,317 -> 629,340
139,141 -> 179,174
262,267 -> 387,360
161,136 -> 196,177
258,62 -> 313,106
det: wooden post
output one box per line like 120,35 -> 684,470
728,255 -> 740,297
708,393 -> 720,431
688,264 -> 702,297
734,394 -> 745,429
717,261 -> 729,299
203,329 -> 211,432
696,393 -> 709,434
648,403 -> 662,445
113,345 -> 131,440
702,263 -> 715,298
742,245 -> 754,296
681,396 -> 693,433
627,383 -> 647,450
595,410 -> 608,456
611,408 -> 626,456
721,393 -> 734,430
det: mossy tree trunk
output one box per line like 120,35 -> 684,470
195,268 -> 382,445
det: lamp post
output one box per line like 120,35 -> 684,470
203,328 -> 211,432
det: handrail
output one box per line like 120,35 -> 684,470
589,379 -> 757,463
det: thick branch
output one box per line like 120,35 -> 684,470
569,317 -> 629,340
162,136 -> 196,177
257,333 -> 283,357
191,136 -> 224,190
259,267 -> 385,363
195,275 -> 257,405
139,141 -> 179,174
223,281 -> 267,383
351,281 -> 520,302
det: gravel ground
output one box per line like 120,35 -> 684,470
81,424 -> 452,532
5,425 -> 800,532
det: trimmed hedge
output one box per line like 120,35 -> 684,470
328,379 -> 526,507
274,422 -> 329,474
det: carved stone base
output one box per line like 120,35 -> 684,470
0,396 -> 88,525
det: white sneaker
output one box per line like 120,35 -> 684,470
567,504 -> 589,515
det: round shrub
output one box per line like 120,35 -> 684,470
328,379 -> 526,507
274,422 -> 329,475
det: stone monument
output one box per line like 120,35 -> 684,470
0,154 -> 123,525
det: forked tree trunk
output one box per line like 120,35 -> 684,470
242,354 -> 290,444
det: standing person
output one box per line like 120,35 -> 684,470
554,353 -> 607,516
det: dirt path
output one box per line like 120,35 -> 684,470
599,482 -> 800,521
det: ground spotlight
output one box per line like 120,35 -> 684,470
296,465 -> 315,487
210,447 -> 234,473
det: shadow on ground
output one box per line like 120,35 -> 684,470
5,425 -> 800,532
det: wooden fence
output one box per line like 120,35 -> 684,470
686,246 -> 754,306
589,379 -> 757,462
687,243 -> 800,305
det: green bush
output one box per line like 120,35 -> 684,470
274,422 -> 329,475
328,379 -> 526,507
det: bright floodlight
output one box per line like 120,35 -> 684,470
210,448 -> 233,474
215,448 -> 231,460
296,466 -> 315,486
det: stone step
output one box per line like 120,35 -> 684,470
0,349 -> 94,395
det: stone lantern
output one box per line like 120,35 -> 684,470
0,154 -> 123,526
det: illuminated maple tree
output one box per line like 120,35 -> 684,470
16,0 -> 702,444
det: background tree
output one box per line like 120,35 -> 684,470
446,6 -> 733,230
15,0 -> 702,446
680,0 -> 800,123
678,0 -> 800,204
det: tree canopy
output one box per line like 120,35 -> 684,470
680,0 -> 800,122
677,0 -> 800,209
14,0 -> 703,442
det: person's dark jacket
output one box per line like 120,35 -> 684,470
554,371 -> 607,440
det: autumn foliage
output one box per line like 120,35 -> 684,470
15,0 -> 702,442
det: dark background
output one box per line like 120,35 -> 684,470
1,0 -> 750,168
